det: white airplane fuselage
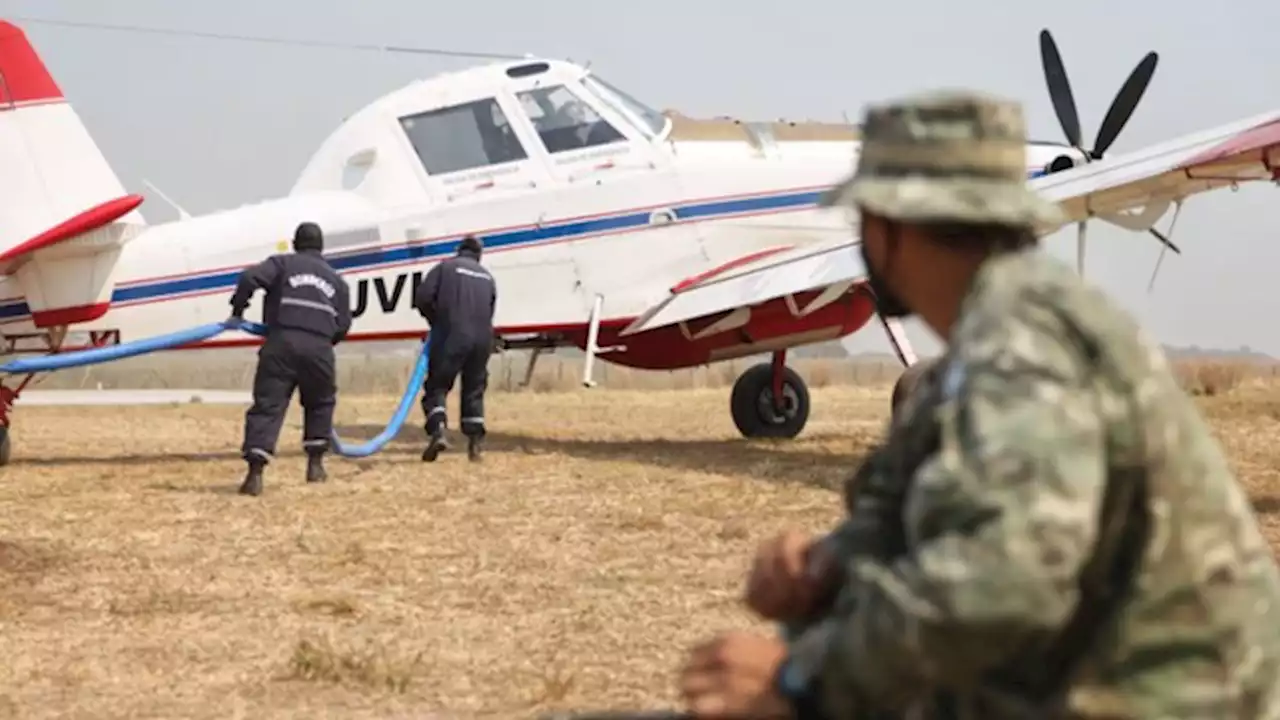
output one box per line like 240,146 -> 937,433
5,18 -> 1279,456
0,54 -> 1083,371
31,17 -> 1266,454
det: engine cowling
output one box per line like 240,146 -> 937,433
1045,153 -> 1078,174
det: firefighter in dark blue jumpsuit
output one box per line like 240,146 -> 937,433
413,235 -> 497,463
228,221 -> 352,496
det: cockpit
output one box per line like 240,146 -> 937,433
393,60 -> 671,180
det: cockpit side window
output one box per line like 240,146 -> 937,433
516,85 -> 626,154
399,98 -> 528,176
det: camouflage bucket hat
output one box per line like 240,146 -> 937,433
820,90 -> 1065,229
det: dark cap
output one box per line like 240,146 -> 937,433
458,235 -> 483,257
293,222 -> 324,252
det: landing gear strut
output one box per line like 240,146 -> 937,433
730,350 -> 811,439
0,417 -> 11,467
0,325 -> 115,469
874,309 -> 928,424
0,376 -> 29,468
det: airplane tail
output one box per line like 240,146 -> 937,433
0,20 -> 144,328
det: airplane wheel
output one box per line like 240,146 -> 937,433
730,363 -> 810,439
0,426 -> 10,467
890,359 -> 934,423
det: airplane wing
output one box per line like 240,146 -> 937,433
621,237 -> 863,336
622,108 -> 1280,339
1032,108 -> 1280,234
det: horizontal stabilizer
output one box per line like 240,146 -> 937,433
0,193 -> 144,275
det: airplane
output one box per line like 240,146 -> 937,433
0,18 -> 1278,467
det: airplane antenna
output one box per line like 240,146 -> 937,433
142,179 -> 192,220
9,15 -> 527,60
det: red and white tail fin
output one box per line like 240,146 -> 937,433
0,20 -> 145,327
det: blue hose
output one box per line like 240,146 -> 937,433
325,338 -> 430,458
0,317 -> 431,459
0,321 -> 236,373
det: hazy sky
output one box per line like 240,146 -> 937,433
5,0 -> 1280,356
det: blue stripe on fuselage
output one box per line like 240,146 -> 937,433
0,188 -> 826,320
0,169 -> 1050,321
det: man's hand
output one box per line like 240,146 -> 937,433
680,631 -> 791,719
746,530 -> 837,622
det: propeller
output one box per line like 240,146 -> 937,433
1037,30 -> 1173,276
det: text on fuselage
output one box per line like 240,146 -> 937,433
351,270 -> 426,318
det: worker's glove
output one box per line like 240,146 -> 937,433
224,309 -> 245,329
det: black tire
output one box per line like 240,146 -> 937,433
0,426 -> 10,467
730,363 -> 810,439
890,360 -> 934,422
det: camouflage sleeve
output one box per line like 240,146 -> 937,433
821,449 -> 907,564
793,304 -> 1108,714
821,358 -> 944,566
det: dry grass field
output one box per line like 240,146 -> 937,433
1,355 -> 1279,719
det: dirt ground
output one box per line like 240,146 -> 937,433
1,381 -> 1279,719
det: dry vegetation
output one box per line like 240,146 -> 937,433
1,354 -> 1279,719
29,344 -> 907,394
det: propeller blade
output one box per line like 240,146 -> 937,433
1146,243 -> 1169,293
1146,199 -> 1185,293
1148,226 -> 1181,255
1076,221 -> 1087,276
1038,30 -> 1083,150
1092,51 -> 1159,157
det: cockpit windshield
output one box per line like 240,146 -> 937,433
580,74 -> 668,139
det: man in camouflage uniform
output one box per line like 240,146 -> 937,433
678,90 -> 1280,719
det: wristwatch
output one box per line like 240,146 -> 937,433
775,654 -> 825,720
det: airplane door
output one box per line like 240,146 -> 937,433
502,69 -> 666,187
498,64 -> 701,319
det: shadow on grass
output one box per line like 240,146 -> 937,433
333,423 -> 866,492
15,450 -> 245,468
8,422 -> 871,496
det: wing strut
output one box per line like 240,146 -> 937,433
521,347 -> 545,388
877,313 -> 918,367
582,293 -> 624,388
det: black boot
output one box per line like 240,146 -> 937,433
306,452 -> 327,483
421,431 -> 449,462
467,435 -> 483,463
239,460 -> 265,496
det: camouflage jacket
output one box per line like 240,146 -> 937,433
789,247 -> 1280,719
